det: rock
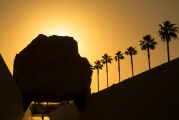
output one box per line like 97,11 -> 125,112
13,34 -> 92,110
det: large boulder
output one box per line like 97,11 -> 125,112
13,34 -> 92,110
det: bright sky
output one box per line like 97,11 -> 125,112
0,0 -> 179,93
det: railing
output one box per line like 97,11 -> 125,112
29,101 -> 71,115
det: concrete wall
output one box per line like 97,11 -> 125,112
49,58 -> 179,120
23,108 -> 32,120
0,54 -> 24,120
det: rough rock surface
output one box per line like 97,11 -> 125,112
13,34 -> 92,110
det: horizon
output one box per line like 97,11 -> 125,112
0,0 -> 179,93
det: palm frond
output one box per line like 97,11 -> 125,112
125,46 -> 138,55
158,20 -> 178,42
94,60 -> 103,70
140,34 -> 157,51
114,56 -> 118,61
102,53 -> 113,64
169,32 -> 178,39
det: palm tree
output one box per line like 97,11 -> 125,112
90,63 -> 94,73
101,54 -> 113,88
93,60 -> 103,92
114,51 -> 125,82
140,34 -> 157,70
125,46 -> 138,77
158,20 -> 178,62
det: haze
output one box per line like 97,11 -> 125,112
0,0 -> 179,93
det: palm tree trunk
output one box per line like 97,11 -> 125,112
118,59 -> 120,82
130,55 -> 134,77
97,68 -> 99,92
167,40 -> 170,62
106,62 -> 108,87
147,47 -> 151,69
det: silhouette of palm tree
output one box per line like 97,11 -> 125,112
140,34 -> 157,70
114,51 -> 125,82
125,46 -> 138,77
93,60 -> 103,92
158,20 -> 178,62
90,63 -> 94,73
101,54 -> 113,88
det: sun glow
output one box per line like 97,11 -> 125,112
42,25 -> 88,56
45,27 -> 73,37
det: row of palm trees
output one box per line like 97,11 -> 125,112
91,21 -> 179,91
91,20 -> 178,92
91,47 -> 137,92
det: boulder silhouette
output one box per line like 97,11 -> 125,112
13,34 -> 92,110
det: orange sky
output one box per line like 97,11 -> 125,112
0,0 -> 179,93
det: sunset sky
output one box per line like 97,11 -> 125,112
0,0 -> 179,93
